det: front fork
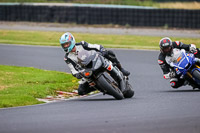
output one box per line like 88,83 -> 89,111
186,64 -> 200,79
104,60 -> 126,92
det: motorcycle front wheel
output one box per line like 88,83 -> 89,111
192,69 -> 200,81
96,74 -> 124,100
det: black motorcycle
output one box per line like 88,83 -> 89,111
77,49 -> 134,100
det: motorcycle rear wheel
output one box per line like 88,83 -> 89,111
123,82 -> 134,98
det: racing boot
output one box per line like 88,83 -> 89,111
104,50 -> 130,76
116,63 -> 130,76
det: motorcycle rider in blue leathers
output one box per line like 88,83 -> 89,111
158,37 -> 200,89
60,32 -> 130,95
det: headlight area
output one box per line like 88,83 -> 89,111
82,71 -> 93,78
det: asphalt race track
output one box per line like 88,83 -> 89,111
0,44 -> 200,133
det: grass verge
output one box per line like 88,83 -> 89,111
158,2 -> 200,10
0,29 -> 200,50
0,65 -> 78,108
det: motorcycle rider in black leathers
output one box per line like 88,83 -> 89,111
60,32 -> 130,95
158,37 -> 200,89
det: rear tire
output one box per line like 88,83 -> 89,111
123,82 -> 134,98
97,74 -> 124,100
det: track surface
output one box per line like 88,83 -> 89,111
0,44 -> 200,133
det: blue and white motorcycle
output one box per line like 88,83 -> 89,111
166,48 -> 200,89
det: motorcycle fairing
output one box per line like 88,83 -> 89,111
172,51 -> 195,76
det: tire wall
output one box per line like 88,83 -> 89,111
0,5 -> 199,28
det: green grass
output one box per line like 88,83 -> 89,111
0,65 -> 78,108
0,29 -> 200,50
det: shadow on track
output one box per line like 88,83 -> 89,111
74,98 -> 118,102
74,97 -> 136,102
162,89 -> 200,93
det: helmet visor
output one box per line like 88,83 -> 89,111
162,46 -> 172,55
61,42 -> 71,51
62,42 -> 71,48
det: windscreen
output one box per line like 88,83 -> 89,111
171,49 -> 183,64
77,50 -> 96,67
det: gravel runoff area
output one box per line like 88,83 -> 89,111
0,21 -> 200,38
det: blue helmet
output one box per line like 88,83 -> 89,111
59,32 -> 76,53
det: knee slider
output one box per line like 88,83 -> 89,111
77,82 -> 88,95
170,81 -> 178,88
170,78 -> 178,88
78,90 -> 85,95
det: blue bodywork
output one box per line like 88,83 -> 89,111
172,51 -> 200,85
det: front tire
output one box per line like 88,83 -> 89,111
192,69 -> 200,81
97,74 -> 124,100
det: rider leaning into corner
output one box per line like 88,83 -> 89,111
60,32 -> 130,95
158,37 -> 200,89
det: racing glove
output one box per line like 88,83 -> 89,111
163,71 -> 176,79
73,73 -> 82,79
189,44 -> 197,54
194,58 -> 200,64
100,48 -> 107,56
